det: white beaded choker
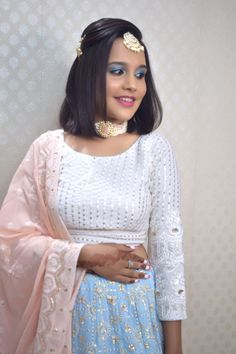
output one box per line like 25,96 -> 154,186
95,120 -> 128,138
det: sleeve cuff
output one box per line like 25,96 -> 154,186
157,302 -> 187,321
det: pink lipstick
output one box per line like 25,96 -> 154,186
115,96 -> 135,107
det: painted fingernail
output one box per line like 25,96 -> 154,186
129,245 -> 136,249
143,259 -> 148,265
145,265 -> 150,270
134,279 -> 139,282
144,274 -> 151,279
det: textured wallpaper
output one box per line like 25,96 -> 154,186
0,0 -> 235,353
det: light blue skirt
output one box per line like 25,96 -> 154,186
72,268 -> 164,353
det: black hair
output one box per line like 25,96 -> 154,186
59,18 -> 163,137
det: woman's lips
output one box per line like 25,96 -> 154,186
115,96 -> 135,107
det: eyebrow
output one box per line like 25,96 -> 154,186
108,61 -> 147,69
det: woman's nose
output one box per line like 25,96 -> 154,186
123,75 -> 137,92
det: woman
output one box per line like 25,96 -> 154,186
0,18 -> 186,354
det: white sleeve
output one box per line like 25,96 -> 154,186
148,135 -> 187,321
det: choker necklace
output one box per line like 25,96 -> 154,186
95,120 -> 128,138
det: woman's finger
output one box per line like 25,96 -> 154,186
120,259 -> 149,271
118,266 -> 150,279
115,275 -> 139,284
120,252 -> 145,263
113,244 -> 137,252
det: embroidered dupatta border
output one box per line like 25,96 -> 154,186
32,130 -> 86,354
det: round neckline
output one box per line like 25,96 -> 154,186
62,132 -> 143,159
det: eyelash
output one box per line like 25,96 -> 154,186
109,68 -> 146,79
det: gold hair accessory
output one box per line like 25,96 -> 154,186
76,35 -> 86,58
94,120 -> 128,138
123,32 -> 144,53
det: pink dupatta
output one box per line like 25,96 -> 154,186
0,130 -> 86,354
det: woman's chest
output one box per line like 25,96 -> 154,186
56,147 -> 152,230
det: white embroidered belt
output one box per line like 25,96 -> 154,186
68,229 -> 147,245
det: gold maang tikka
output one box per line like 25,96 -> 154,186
76,35 -> 86,58
123,32 -> 144,53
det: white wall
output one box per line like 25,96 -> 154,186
184,1 -> 236,353
0,1 -> 235,353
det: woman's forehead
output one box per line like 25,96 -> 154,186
108,38 -> 146,66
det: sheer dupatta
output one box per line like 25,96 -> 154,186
0,130 -> 86,354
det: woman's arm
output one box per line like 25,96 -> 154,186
163,320 -> 182,354
77,243 -> 150,283
147,134 -> 187,351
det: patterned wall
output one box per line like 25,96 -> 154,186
0,0 -> 235,353
184,1 -> 236,353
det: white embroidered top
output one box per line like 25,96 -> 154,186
57,129 -> 187,320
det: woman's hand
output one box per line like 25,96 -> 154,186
77,243 -> 150,284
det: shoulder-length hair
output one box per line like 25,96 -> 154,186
59,18 -> 163,137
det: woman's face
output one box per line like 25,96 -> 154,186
103,37 -> 147,125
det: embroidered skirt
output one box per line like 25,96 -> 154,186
72,268 -> 164,353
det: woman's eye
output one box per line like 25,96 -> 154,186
109,68 -> 124,75
136,71 -> 146,79
108,67 -> 146,78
